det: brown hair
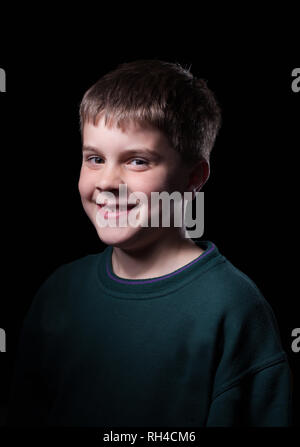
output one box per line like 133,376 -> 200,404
79,59 -> 222,166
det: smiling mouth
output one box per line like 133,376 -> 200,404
97,203 -> 139,210
97,201 -> 140,218
97,198 -> 140,211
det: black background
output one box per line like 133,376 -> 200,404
0,24 -> 299,434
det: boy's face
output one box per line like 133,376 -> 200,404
78,116 -> 193,249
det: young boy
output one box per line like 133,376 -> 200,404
6,59 -> 292,427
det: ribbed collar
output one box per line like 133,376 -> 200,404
96,240 -> 225,300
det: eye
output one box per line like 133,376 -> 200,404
130,158 -> 149,166
86,156 -> 103,164
84,156 -> 149,167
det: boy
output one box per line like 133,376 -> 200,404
6,59 -> 292,427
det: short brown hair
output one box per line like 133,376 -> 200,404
79,59 -> 222,166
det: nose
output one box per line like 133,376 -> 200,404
95,163 -> 123,192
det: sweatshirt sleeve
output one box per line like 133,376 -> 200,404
5,265 -> 66,427
206,355 -> 293,426
5,302 -> 50,427
205,266 -> 293,427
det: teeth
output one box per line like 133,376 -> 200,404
101,204 -> 137,211
96,196 -> 140,207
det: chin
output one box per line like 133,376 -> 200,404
92,206 -> 151,249
95,225 -> 142,248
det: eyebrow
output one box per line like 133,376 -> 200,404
82,145 -> 161,158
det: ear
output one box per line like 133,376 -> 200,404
187,159 -> 210,199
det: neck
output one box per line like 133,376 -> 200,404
111,230 -> 204,280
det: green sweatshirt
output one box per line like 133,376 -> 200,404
6,240 -> 292,427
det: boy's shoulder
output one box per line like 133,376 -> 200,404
31,250 -> 105,307
197,250 -> 261,299
196,252 -> 278,328
44,250 -> 106,285
23,250 -> 107,330
202,253 -> 285,349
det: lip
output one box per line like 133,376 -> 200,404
96,199 -> 140,207
97,203 -> 139,219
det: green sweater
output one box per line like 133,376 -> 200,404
6,240 -> 292,426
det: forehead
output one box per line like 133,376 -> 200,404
82,116 -> 178,157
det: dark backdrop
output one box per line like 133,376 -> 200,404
0,43 -> 299,428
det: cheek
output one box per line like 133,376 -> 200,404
78,169 -> 94,199
131,180 -> 160,206
133,170 -> 170,196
